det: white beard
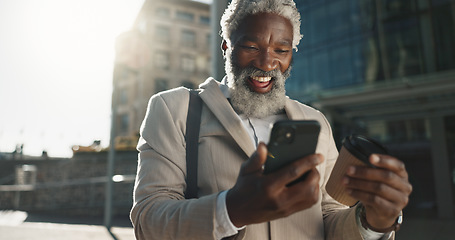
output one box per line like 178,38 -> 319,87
225,51 -> 291,119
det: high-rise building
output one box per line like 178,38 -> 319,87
287,0 -> 455,219
112,0 -> 211,140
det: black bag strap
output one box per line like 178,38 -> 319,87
185,89 -> 202,199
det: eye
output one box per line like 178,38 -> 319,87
239,45 -> 258,51
275,49 -> 290,54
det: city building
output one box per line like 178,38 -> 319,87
112,0 -> 211,140
285,0 -> 455,219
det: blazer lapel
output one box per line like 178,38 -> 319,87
199,79 -> 256,157
284,98 -> 307,120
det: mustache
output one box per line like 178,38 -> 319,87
236,66 -> 283,79
232,64 -> 292,80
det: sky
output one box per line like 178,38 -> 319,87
0,0 -> 146,157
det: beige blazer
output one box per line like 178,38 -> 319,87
130,78 -> 393,240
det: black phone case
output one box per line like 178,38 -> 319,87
263,120 -> 321,176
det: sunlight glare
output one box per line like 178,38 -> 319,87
0,0 -> 144,157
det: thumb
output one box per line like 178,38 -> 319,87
240,142 -> 268,175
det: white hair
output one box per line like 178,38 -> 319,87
220,0 -> 302,51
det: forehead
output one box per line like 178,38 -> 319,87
232,12 -> 293,45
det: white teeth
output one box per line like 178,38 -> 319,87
252,76 -> 272,82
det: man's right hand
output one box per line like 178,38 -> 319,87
226,142 -> 324,227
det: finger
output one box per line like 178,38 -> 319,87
270,154 -> 323,187
241,142 -> 268,175
287,168 -> 320,197
370,154 -> 408,179
287,171 -> 321,211
343,176 -> 410,206
346,166 -> 413,195
347,188 -> 403,218
269,169 -> 320,217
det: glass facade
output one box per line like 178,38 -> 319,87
288,0 -> 455,99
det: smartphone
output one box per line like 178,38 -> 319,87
263,120 -> 321,184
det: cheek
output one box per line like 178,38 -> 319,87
280,55 -> 292,72
232,51 -> 250,68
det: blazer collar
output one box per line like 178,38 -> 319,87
284,98 -> 307,120
199,78 -> 256,157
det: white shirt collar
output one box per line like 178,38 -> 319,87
219,76 -> 231,99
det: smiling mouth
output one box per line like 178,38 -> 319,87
251,76 -> 272,82
248,76 -> 274,91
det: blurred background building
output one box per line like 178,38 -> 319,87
112,0 -> 211,141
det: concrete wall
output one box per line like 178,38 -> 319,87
0,152 -> 138,217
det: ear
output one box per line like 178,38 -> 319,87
221,40 -> 228,56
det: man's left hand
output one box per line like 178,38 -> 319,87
343,154 -> 413,230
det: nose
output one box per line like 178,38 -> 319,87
253,49 -> 278,72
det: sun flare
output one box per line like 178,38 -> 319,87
0,0 -> 144,157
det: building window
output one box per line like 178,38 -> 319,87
176,11 -> 194,22
119,88 -> 128,104
382,17 -> 424,78
156,7 -> 170,18
155,78 -> 168,93
181,29 -> 196,47
380,0 -> 418,19
385,119 -> 429,143
155,25 -> 170,42
330,44 -> 354,87
181,55 -> 196,72
121,69 -> 130,81
120,114 -> 129,132
154,51 -> 170,70
200,16 -> 210,25
432,5 -> 455,71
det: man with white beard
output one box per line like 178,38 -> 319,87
130,0 -> 412,239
